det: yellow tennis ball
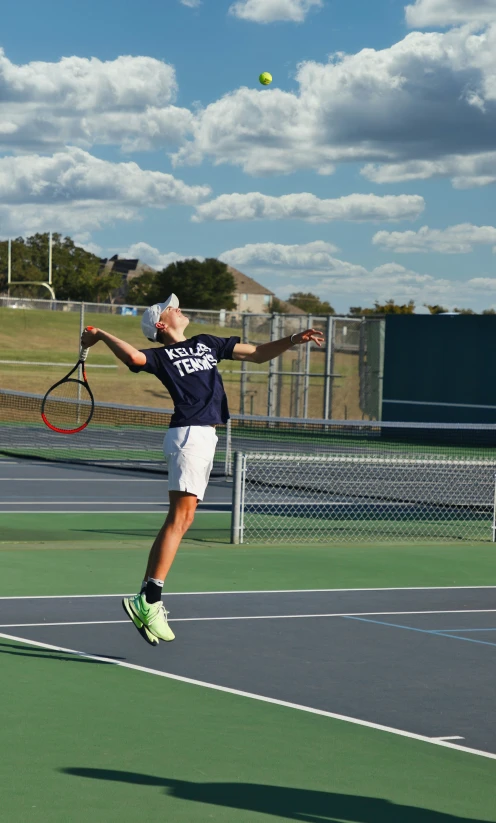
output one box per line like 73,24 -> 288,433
259,72 -> 272,86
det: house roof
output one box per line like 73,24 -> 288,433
227,266 -> 274,296
275,299 -> 307,315
100,257 -> 156,279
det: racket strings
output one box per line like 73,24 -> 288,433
42,379 -> 93,431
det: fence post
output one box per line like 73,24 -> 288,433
267,313 -> 279,417
231,451 -> 244,544
224,418 -> 232,476
493,473 -> 496,543
77,303 -> 85,414
239,313 -> 250,415
323,315 -> 334,419
302,314 -> 313,419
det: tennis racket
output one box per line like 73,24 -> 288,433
41,327 -> 95,434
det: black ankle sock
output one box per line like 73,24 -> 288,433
145,580 -> 162,604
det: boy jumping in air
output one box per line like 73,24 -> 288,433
81,294 -> 323,646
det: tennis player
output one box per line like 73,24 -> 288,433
81,294 -> 323,646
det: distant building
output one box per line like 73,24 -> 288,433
99,255 -> 157,304
273,299 -> 306,315
99,257 -> 286,315
226,266 -> 274,314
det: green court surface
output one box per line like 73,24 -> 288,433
1,512 -> 496,596
1,512 -> 496,821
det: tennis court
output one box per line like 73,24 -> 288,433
1,455 -> 496,822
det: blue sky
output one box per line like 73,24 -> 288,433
1,0 -> 495,312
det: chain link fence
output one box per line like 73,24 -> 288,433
231,451 -> 496,545
0,296 -> 383,421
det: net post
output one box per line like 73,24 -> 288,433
231,451 -> 244,544
225,418 -> 233,476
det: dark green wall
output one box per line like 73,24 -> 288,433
382,315 -> 496,423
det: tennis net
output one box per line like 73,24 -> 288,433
0,389 -> 230,475
231,450 -> 496,544
1,387 -> 496,486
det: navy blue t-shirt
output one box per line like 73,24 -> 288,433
128,334 -> 240,427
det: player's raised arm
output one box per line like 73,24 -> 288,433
232,328 -> 324,364
80,327 -> 146,367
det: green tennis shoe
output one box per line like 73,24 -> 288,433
122,595 -> 159,646
122,594 -> 175,643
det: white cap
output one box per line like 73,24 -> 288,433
141,294 -> 180,341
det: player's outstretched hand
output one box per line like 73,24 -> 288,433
292,328 -> 325,347
81,326 -> 100,348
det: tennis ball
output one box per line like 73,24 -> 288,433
259,72 -> 272,86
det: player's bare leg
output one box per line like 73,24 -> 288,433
145,491 -> 198,582
122,491 -> 197,645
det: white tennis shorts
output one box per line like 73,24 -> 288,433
163,425 -> 218,501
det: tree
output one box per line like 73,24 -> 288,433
127,271 -> 158,306
270,297 -> 289,313
126,258 -> 236,310
482,309 -> 496,315
0,237 -> 45,295
287,292 -> 335,315
0,233 -> 121,302
425,304 -> 449,314
453,307 -> 477,315
349,299 -> 415,316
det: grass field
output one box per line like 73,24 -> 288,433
0,306 -> 363,418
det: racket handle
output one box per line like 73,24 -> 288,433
80,326 -> 95,361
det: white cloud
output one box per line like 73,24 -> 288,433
468,277 -> 496,290
0,51 -> 177,108
0,147 -> 210,207
406,0 -> 496,28
193,192 -> 425,222
229,0 -> 322,23
180,0 -> 201,6
117,241 -> 204,270
0,49 -> 193,152
72,232 -> 103,256
218,240 -> 496,309
220,240 -> 341,270
0,148 -> 210,237
362,151 -> 496,188
172,25 -> 496,186
0,202 -> 139,237
373,223 -> 496,253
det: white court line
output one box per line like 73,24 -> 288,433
0,478 -> 168,482
0,509 -> 226,514
0,501 -> 170,505
1,630 -> 495,762
0,620 -> 128,628
0,586 -> 495,600
431,734 -> 465,740
2,608 -> 496,628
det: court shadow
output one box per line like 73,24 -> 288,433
0,641 -> 122,663
61,769 -> 488,822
